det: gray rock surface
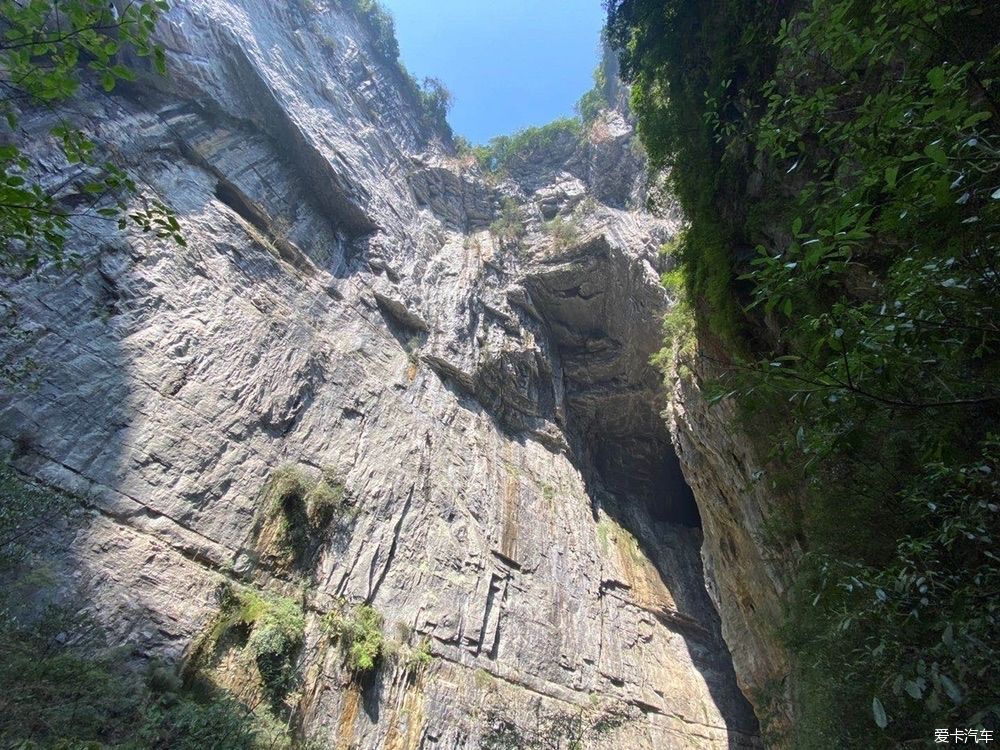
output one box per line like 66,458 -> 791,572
0,1 -> 761,746
667,361 -> 800,739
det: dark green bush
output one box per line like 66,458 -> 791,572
608,0 -> 1000,744
0,608 -> 283,749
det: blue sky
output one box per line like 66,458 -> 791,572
378,0 -> 606,144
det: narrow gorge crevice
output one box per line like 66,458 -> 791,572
516,237 -> 760,743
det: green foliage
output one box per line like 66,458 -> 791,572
136,694 -> 266,750
651,235 -> 697,368
543,215 -> 580,250
0,0 -> 183,272
323,601 -> 384,675
474,118 -> 582,174
0,611 -> 140,747
416,76 -> 453,129
338,0 -> 452,139
473,668 -> 494,690
609,0 -> 1000,744
308,467 -> 347,527
576,41 -> 619,125
351,0 -> 398,60
244,595 -> 306,707
398,636 -> 433,676
0,604 -> 283,748
785,438 -> 1000,745
489,197 -> 525,245
200,585 -> 305,711
260,465 -> 346,568
607,0 -> 786,347
576,63 -> 610,125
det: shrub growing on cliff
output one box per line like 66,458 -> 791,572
417,76 -> 453,126
323,601 -> 384,675
400,637 -> 433,676
576,75 -> 608,126
257,464 -> 346,569
490,197 -> 526,246
349,0 -> 399,61
337,0 -> 453,140
195,585 -> 305,712
576,47 -> 616,125
543,216 -> 580,250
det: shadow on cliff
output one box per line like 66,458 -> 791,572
517,239 -> 762,747
425,353 -> 762,747
592,462 -> 761,748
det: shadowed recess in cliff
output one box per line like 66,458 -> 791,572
522,236 -> 700,526
516,236 -> 756,745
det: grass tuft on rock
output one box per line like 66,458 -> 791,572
256,464 -> 347,571
322,601 -> 385,676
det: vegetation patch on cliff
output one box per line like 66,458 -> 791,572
0,466 -> 299,748
188,584 -> 306,715
323,0 -> 453,139
323,600 -> 386,676
0,614 -> 294,749
255,464 -> 348,572
461,118 -> 583,174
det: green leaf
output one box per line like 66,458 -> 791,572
872,696 -> 888,728
927,67 -> 946,91
924,143 -> 947,165
962,111 -> 991,128
153,47 -> 167,75
942,623 -> 954,647
939,675 -> 962,704
884,165 -> 898,189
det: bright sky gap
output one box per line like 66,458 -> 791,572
378,0 -> 606,143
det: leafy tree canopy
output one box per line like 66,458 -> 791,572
608,0 -> 1000,745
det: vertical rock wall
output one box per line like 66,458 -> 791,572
667,362 -> 798,739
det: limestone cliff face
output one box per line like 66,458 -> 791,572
667,361 -> 799,739
0,1 -> 761,747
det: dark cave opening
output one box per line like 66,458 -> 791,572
518,241 -> 703,531
591,432 -> 702,529
659,443 -> 702,527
